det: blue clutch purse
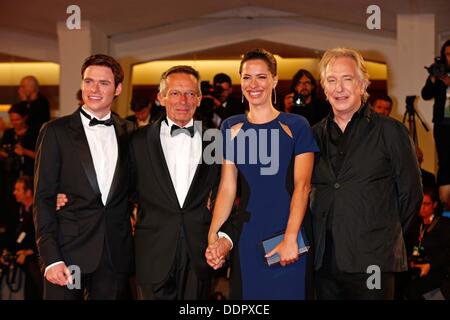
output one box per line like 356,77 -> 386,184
261,230 -> 310,267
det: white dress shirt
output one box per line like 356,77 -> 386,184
160,118 -> 202,207
80,107 -> 118,205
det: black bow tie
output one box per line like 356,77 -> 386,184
170,124 -> 195,138
80,108 -> 114,127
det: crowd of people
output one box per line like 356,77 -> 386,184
0,40 -> 449,300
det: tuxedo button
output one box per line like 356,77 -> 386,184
334,182 -> 340,189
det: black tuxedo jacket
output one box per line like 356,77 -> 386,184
130,118 -> 221,285
311,104 -> 423,273
33,109 -> 134,274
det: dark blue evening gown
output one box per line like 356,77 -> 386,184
221,112 -> 319,300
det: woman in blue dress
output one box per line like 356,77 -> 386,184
206,48 -> 319,299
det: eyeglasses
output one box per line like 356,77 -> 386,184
166,90 -> 199,100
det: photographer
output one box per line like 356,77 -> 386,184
210,73 -> 245,127
0,103 -> 38,233
1,176 -> 42,299
403,188 -> 450,299
0,102 -> 37,177
421,40 -> 450,205
126,96 -> 158,127
283,69 -> 330,126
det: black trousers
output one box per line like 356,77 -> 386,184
137,229 -> 210,300
434,123 -> 450,186
315,269 -> 395,300
43,244 -> 128,300
316,231 -> 395,300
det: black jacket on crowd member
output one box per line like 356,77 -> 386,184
421,168 -> 437,190
290,97 -> 331,127
421,76 -> 450,185
6,205 -> 43,300
214,96 -> 246,123
1,127 -> 38,177
422,76 -> 449,125
26,93 -> 50,131
404,215 -> 450,299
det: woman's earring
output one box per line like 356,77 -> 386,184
241,94 -> 244,104
273,87 -> 277,105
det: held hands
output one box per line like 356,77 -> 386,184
265,237 -> 299,267
45,262 -> 73,286
205,233 -> 232,270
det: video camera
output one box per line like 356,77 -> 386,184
0,143 -> 22,173
0,249 -> 17,267
200,81 -> 224,100
425,57 -> 449,78
0,249 -> 22,293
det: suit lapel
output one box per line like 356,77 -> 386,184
105,114 -> 126,205
68,110 -> 101,196
146,119 -> 180,207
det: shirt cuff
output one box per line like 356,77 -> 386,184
44,261 -> 64,276
218,231 -> 233,250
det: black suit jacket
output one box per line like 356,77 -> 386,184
310,104 -> 423,272
27,93 -> 50,132
33,109 -> 134,274
130,118 -> 221,285
214,96 -> 246,123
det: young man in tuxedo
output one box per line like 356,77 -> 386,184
130,65 -> 230,299
34,54 -> 134,299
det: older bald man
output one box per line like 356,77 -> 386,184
19,75 -> 50,131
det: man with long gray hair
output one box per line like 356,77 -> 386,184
310,47 -> 422,299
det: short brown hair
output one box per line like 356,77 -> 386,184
81,54 -> 124,87
8,102 -> 28,117
16,175 -> 33,194
239,48 -> 277,77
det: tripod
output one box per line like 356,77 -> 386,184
402,95 -> 429,146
